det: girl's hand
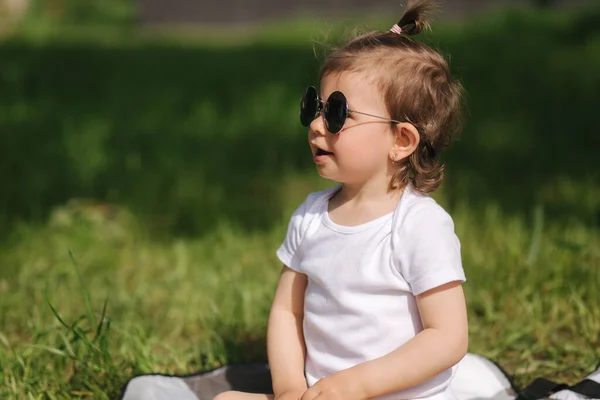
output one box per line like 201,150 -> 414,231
276,389 -> 306,400
300,371 -> 366,400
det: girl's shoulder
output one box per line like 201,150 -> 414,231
284,185 -> 339,235
393,185 -> 455,234
294,186 -> 339,217
276,186 -> 339,268
391,186 -> 464,295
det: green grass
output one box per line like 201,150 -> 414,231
1,4 -> 599,399
0,183 -> 598,398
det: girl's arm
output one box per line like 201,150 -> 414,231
357,281 -> 468,397
302,281 -> 468,400
267,266 -> 309,398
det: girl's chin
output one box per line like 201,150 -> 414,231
315,165 -> 333,178
315,166 -> 342,182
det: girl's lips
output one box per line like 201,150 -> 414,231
313,152 -> 333,164
314,148 -> 334,156
312,147 -> 334,164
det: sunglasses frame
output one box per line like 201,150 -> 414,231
300,85 -> 402,134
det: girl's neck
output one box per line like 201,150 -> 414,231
335,179 -> 402,207
327,180 -> 404,227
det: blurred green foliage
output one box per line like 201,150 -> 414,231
0,5 -> 599,238
24,0 -> 135,26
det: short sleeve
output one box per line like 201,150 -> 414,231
276,200 -> 309,272
393,204 -> 465,296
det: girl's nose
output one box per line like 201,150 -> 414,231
309,113 -> 327,136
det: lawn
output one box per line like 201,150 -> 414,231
0,5 -> 599,399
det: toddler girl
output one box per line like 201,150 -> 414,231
217,1 -> 467,399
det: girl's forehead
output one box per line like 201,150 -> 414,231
320,72 -> 383,107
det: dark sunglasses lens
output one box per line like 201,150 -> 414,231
325,91 -> 347,134
300,86 -> 318,127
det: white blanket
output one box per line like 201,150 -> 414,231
121,353 -> 600,400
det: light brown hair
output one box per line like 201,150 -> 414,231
319,0 -> 464,194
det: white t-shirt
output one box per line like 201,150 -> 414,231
276,185 -> 466,400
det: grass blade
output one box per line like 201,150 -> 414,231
47,300 -> 72,331
57,331 -> 76,359
47,300 -> 103,354
68,250 -> 95,328
0,331 -> 10,349
93,298 -> 109,343
22,344 -> 67,357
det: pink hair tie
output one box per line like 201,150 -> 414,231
390,24 -> 402,35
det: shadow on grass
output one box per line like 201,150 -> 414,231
0,6 -> 599,238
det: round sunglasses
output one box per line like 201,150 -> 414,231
300,86 -> 401,134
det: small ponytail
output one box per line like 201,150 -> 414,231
391,0 -> 439,36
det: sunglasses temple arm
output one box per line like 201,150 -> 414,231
350,109 -> 435,152
349,109 -> 402,124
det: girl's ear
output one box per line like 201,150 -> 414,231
389,123 -> 420,162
